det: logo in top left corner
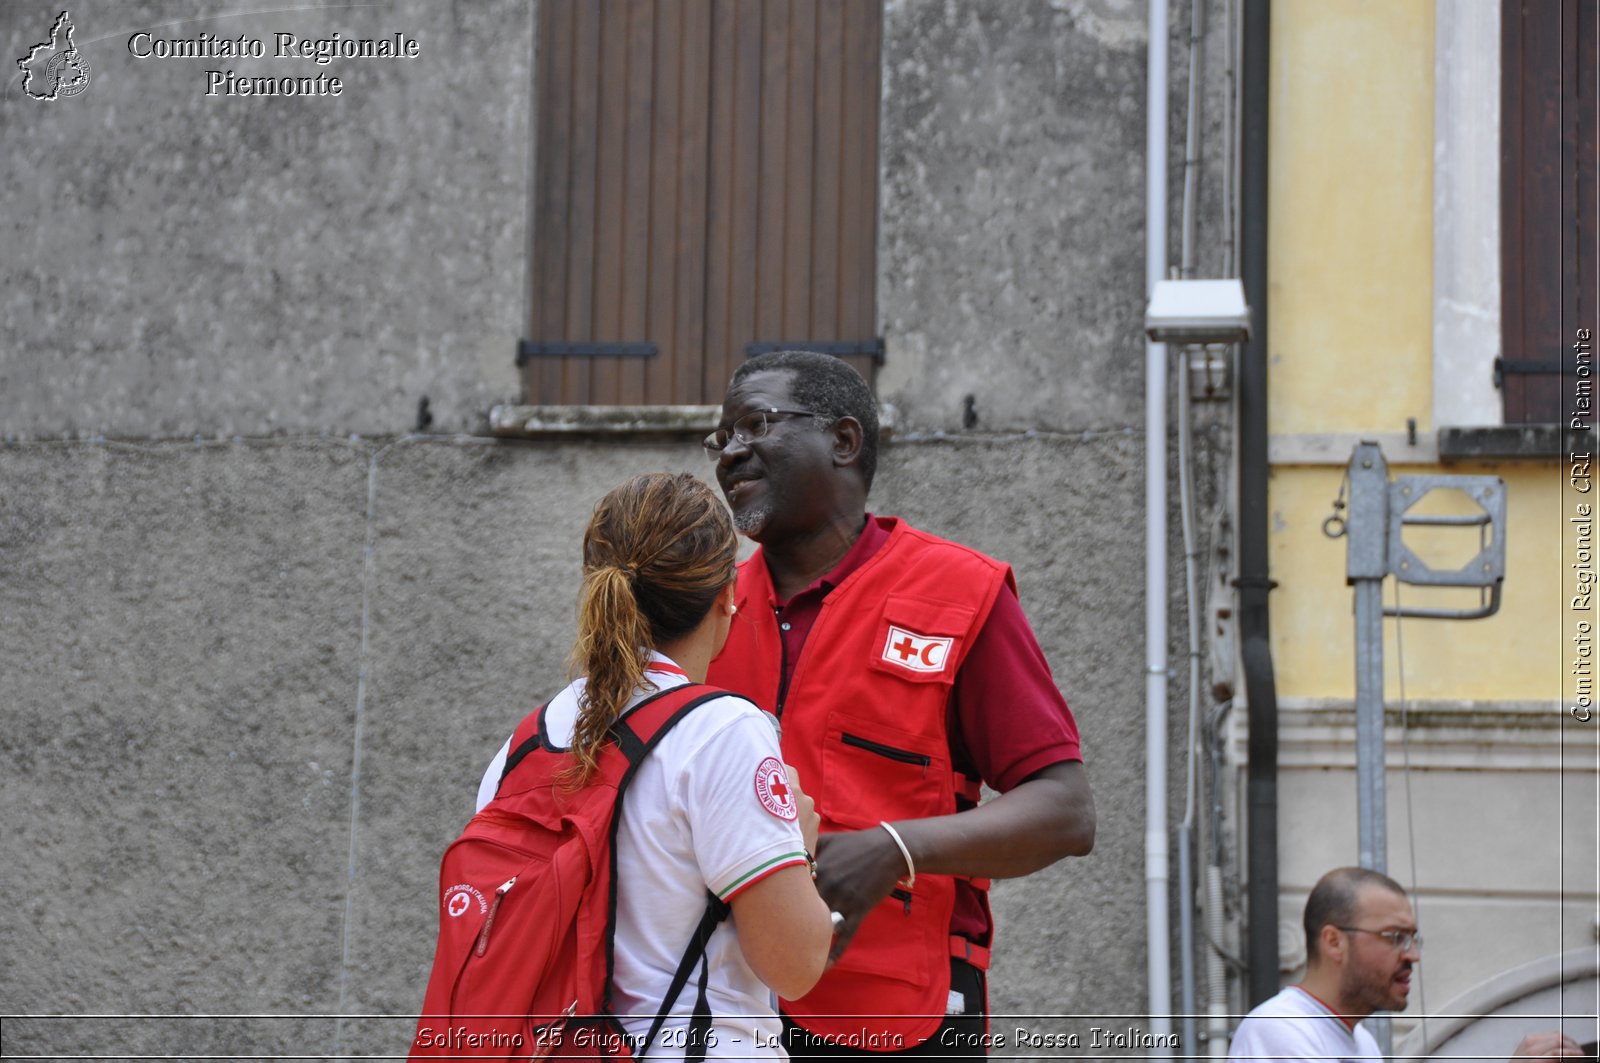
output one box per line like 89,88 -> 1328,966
18,10 -> 92,101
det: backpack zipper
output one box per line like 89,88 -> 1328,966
474,876 -> 518,956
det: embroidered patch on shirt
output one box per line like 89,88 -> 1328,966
881,625 -> 954,673
753,756 -> 798,820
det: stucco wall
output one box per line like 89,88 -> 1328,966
2,0 -> 530,440
0,433 -> 1155,1055
879,0 -> 1234,432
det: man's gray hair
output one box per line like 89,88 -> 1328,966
732,350 -> 879,491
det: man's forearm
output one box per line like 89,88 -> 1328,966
893,760 -> 1095,878
812,760 -> 1095,960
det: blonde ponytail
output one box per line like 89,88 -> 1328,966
565,565 -> 653,784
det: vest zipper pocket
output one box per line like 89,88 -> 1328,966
841,732 -> 932,775
890,887 -> 914,914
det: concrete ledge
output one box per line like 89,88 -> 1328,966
1270,432 -> 1439,465
488,403 -> 901,440
1438,424 -> 1594,461
489,404 -> 721,438
1226,698 -> 1594,771
1270,426 -> 1596,466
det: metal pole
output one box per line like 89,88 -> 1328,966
1344,442 -> 1391,1056
1352,577 -> 1387,873
1145,0 -> 1174,1046
1344,443 -> 1390,875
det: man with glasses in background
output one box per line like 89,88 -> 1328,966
703,350 -> 1096,1058
1228,867 -> 1584,1062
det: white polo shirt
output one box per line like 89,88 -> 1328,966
1227,985 -> 1383,1063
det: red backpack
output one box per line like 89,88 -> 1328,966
411,684 -> 731,1062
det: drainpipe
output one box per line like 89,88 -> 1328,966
1145,0 -> 1174,1045
1238,0 -> 1281,1009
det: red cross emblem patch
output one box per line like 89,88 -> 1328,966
882,625 -> 954,674
753,756 -> 797,820
442,883 -> 486,918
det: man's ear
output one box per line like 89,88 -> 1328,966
1319,924 -> 1346,965
830,416 -> 864,470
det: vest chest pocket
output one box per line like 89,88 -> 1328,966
866,595 -> 975,685
820,712 -> 949,831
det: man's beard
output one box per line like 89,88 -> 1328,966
732,498 -> 771,537
1342,960 -> 1411,1016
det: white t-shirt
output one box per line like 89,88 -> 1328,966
1227,985 -> 1383,1063
477,656 -> 807,1060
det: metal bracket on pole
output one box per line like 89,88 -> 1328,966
1329,442 -> 1507,1055
1386,474 -> 1506,618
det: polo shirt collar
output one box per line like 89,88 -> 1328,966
775,513 -> 894,606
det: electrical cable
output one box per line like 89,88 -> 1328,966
1392,578 -> 1429,1050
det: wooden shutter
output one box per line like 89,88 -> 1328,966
523,0 -> 883,407
1501,0 -> 1598,424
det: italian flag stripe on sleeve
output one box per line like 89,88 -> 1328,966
718,852 -> 809,901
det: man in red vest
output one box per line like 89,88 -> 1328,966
704,350 -> 1096,1058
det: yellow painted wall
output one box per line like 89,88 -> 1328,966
1268,1 -> 1434,437
1267,2 -> 1570,702
1270,463 -> 1567,701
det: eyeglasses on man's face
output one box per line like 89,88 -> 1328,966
703,408 -> 816,455
1335,926 -> 1423,952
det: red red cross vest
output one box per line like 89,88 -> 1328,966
707,519 -> 1013,1048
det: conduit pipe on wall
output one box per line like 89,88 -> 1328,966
1145,0 -> 1174,1046
1207,0 -> 1241,1048
1176,0 -> 1206,1055
1205,864 -> 1231,1058
1238,0 -> 1281,1009
1177,344 -> 1202,1056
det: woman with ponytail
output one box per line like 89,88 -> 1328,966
475,472 -> 832,1058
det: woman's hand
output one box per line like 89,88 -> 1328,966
785,763 -> 819,854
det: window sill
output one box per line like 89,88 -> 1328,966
1437,424 -> 1594,462
489,404 -> 721,439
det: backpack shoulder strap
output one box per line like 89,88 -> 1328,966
634,891 -> 732,1062
601,683 -> 740,1061
496,700 -> 553,786
607,683 -> 729,767
499,683 -> 739,789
